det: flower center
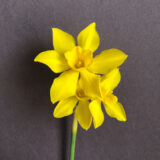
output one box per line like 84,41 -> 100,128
64,46 -> 93,71
76,89 -> 85,98
75,60 -> 84,68
76,88 -> 89,100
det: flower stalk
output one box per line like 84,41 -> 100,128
70,113 -> 78,160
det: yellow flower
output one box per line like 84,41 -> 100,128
75,68 -> 126,130
90,68 -> 127,129
34,22 -> 127,106
53,68 -> 126,130
53,69 -> 108,130
53,78 -> 93,130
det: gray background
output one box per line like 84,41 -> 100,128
0,0 -> 160,159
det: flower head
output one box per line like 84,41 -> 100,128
53,78 -> 93,130
89,68 -> 127,129
53,68 -> 126,130
34,22 -> 128,130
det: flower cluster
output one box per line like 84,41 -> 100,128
34,22 -> 128,130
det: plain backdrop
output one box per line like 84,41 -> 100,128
0,0 -> 160,159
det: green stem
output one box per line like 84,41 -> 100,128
70,113 -> 78,160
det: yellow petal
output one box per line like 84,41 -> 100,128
75,100 -> 92,130
34,50 -> 70,73
79,69 -> 101,98
104,101 -> 127,121
77,22 -> 100,52
50,70 -> 79,104
104,93 -> 118,104
52,28 -> 76,54
65,46 -> 93,71
101,68 -> 121,92
89,99 -> 104,128
88,48 -> 128,74
53,97 -> 78,118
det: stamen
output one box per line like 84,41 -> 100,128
76,89 -> 84,98
75,60 -> 84,68
76,89 -> 89,100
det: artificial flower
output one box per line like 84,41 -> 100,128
34,22 -> 128,105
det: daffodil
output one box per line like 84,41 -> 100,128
34,22 -> 128,106
34,22 -> 128,160
89,68 -> 127,129
53,75 -> 100,130
53,68 -> 126,130
81,68 -> 126,130
100,68 -> 126,121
